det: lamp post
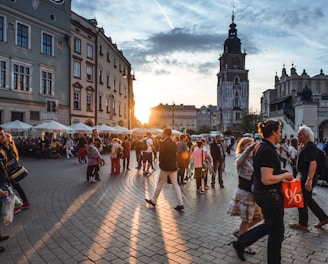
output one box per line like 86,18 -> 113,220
172,102 -> 175,130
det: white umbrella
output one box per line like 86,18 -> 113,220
68,122 -> 92,133
93,124 -> 116,133
34,120 -> 74,133
113,125 -> 130,134
172,129 -> 182,135
148,128 -> 163,135
130,127 -> 150,135
0,120 -> 32,132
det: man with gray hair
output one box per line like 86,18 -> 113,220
289,125 -> 328,230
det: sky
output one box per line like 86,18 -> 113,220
72,0 -> 328,124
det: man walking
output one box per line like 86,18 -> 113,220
289,125 -> 328,230
232,119 -> 293,263
210,135 -> 226,188
145,128 -> 184,211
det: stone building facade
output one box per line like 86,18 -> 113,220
261,65 -> 328,141
0,1 -> 135,129
149,104 -> 197,132
0,0 -> 71,125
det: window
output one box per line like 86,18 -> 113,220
0,60 -> 7,88
0,16 -> 5,41
99,45 -> 103,55
41,69 -> 54,95
12,63 -> 31,92
11,112 -> 24,121
74,38 -> 81,53
86,65 -> 93,81
41,31 -> 53,56
99,95 -> 102,111
30,111 -> 40,121
87,44 -> 93,59
73,91 -> 81,109
107,52 -> 110,62
16,22 -> 30,49
86,94 -> 93,111
106,98 -> 110,113
73,61 -> 81,78
119,82 -> 122,95
106,75 -> 110,88
46,99 -> 57,112
99,70 -> 103,84
119,104 -> 121,116
113,79 -> 116,91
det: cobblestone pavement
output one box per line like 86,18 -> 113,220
1,151 -> 328,264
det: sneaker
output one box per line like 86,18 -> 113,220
204,185 -> 210,190
197,188 -> 205,194
289,222 -> 308,231
21,201 -> 30,209
14,206 -> 21,214
314,217 -> 328,228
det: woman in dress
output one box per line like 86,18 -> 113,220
227,137 -> 263,254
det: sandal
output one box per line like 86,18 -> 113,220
244,247 -> 256,255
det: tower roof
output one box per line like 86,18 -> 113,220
223,11 -> 242,54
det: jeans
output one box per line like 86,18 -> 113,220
212,160 -> 224,185
298,181 -> 328,226
238,190 -> 284,264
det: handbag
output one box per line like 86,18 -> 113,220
281,178 -> 304,208
8,159 -> 28,183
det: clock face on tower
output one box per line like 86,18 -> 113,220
232,57 -> 240,65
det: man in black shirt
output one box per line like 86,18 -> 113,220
289,125 -> 328,230
145,128 -> 184,211
232,119 -> 293,263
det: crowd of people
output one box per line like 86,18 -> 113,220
1,121 -> 328,262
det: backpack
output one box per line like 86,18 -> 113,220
317,148 -> 328,179
141,138 -> 148,151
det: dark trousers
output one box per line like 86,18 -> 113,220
123,156 -> 130,169
86,165 -> 97,181
238,190 -> 284,264
94,165 -> 100,180
298,181 -> 328,226
136,152 -> 142,168
177,167 -> 185,184
195,168 -> 202,189
212,160 -> 224,185
12,181 -> 28,202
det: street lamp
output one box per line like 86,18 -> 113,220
172,102 -> 175,130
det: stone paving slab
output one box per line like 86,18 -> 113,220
0,151 -> 328,263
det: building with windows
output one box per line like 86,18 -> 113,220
216,12 -> 249,133
261,65 -> 328,141
149,103 -> 197,132
196,105 -> 217,132
70,12 -> 97,126
0,0 -> 71,125
0,1 -> 135,129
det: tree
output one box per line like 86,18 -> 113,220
240,112 -> 265,134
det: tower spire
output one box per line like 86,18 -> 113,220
232,5 -> 235,23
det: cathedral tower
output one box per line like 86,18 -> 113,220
216,11 -> 249,133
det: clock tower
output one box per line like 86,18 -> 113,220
216,11 -> 249,133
